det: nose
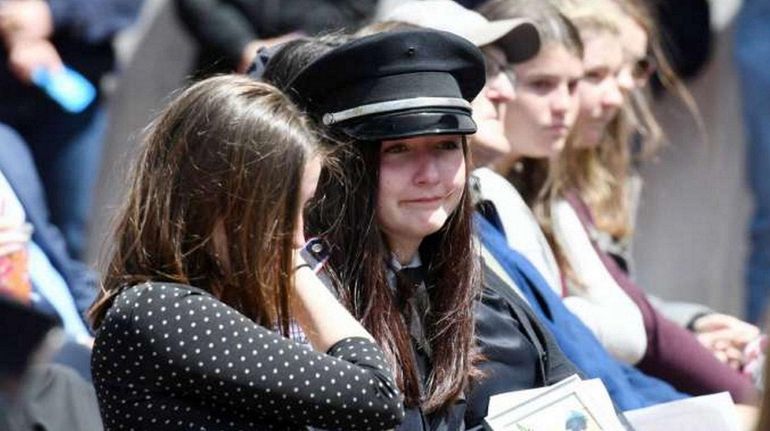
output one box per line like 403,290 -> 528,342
413,151 -> 441,186
551,84 -> 572,116
602,78 -> 624,110
616,66 -> 636,92
485,71 -> 515,102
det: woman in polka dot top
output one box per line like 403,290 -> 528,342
87,76 -> 405,430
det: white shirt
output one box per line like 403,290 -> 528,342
551,198 -> 647,364
473,167 -> 647,365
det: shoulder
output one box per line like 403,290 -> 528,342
113,282 -> 212,307
102,282 -> 224,330
473,168 -> 517,199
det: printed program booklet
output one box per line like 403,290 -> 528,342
483,375 -> 742,431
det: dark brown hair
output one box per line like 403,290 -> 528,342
308,137 -> 481,413
89,75 -> 320,333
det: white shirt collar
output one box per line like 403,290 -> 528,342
386,252 -> 422,290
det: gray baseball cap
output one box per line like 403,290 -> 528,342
382,0 -> 540,62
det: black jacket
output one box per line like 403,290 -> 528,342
465,263 -> 579,428
174,0 -> 377,75
304,238 -> 577,430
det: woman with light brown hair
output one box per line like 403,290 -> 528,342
87,75 -> 404,430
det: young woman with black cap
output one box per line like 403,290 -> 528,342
87,75 -> 404,430
259,30 -> 513,429
372,2 -> 586,426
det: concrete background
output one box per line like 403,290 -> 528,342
634,1 -> 750,318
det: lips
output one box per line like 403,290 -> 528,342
548,124 -> 570,136
402,189 -> 457,206
403,196 -> 444,205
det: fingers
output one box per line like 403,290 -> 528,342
0,0 -> 54,42
0,222 -> 32,257
693,313 -> 737,332
7,38 -> 63,83
693,313 -> 760,347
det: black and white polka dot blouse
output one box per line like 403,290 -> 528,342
92,282 -> 404,430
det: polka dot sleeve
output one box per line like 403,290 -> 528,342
92,283 -> 405,430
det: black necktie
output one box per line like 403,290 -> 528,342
395,266 -> 424,313
395,266 -> 431,356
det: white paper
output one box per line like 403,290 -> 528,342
624,392 -> 740,431
484,375 -> 626,431
487,374 -> 581,418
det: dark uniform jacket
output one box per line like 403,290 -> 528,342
304,238 -> 577,430
466,263 -> 578,428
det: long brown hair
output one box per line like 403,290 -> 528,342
613,0 -> 703,159
263,34 -> 482,414
540,0 -> 701,248
531,1 -> 634,291
541,0 -> 633,242
89,76 -> 320,334
308,137 -> 481,413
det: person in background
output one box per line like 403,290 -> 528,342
0,0 -> 143,259
0,295 -> 102,431
575,0 -> 761,373
472,0 -> 688,410
540,0 -> 756,404
174,0 -> 377,76
475,0 -> 648,364
88,75 -> 404,430
0,124 -> 96,381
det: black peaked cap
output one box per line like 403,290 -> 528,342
287,29 -> 486,141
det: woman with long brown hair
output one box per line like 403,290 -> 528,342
87,75 -> 404,430
263,30 -> 486,429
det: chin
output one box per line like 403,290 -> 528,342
554,137 -> 569,153
416,212 -> 452,237
536,140 -> 564,158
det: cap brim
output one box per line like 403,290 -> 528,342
337,109 -> 477,141
476,19 -> 540,63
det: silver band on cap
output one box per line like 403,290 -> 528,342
322,97 -> 472,126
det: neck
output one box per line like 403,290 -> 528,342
490,152 -> 522,175
469,147 -> 497,170
388,237 -> 421,266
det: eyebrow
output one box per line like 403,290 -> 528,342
523,72 -> 583,81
